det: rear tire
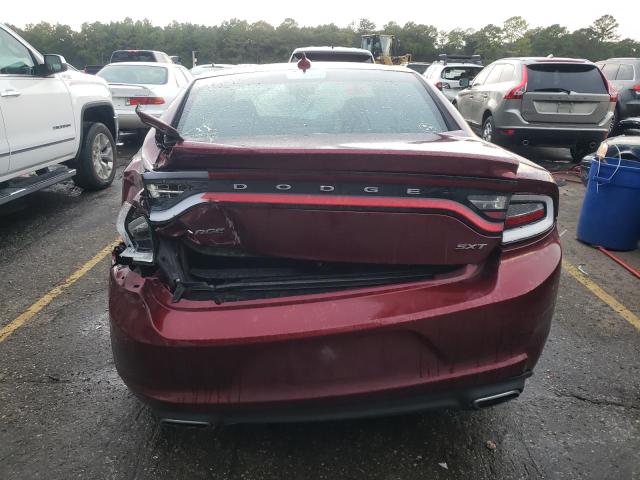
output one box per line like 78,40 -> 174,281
481,115 -> 496,144
73,122 -> 116,191
608,107 -> 620,137
570,144 -> 593,163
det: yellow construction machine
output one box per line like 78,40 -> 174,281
361,34 -> 412,65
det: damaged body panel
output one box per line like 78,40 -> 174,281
109,62 -> 561,424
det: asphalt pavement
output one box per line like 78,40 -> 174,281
0,144 -> 638,480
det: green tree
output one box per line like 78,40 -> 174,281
591,14 -> 619,42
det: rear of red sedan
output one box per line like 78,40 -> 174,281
109,62 -> 561,425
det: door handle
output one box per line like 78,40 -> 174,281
0,89 -> 21,97
481,94 -> 489,99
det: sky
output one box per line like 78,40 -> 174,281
5,0 -> 639,40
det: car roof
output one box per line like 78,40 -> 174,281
195,61 -> 418,80
292,46 -> 373,55
501,57 -> 592,64
598,58 -> 640,62
112,49 -> 164,54
102,62 -> 173,67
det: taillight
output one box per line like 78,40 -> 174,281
606,80 -> 618,103
435,81 -> 443,90
126,97 -> 165,106
504,65 -> 528,100
502,194 -> 555,244
633,84 -> 640,92
116,202 -> 154,264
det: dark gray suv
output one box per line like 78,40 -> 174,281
596,58 -> 640,132
456,57 -> 616,161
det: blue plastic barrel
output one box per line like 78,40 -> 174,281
577,158 -> 640,251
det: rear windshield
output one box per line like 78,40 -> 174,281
291,52 -> 373,63
526,63 -> 607,94
177,69 -> 449,143
97,65 -> 168,85
441,66 -> 483,81
111,51 -> 156,63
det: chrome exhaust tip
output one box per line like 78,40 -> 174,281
160,418 -> 211,427
472,390 -> 521,409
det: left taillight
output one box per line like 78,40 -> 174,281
126,97 -> 165,106
116,202 -> 154,264
502,194 -> 555,244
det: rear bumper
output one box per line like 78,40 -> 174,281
495,127 -> 608,147
109,230 -> 561,423
116,109 -> 163,130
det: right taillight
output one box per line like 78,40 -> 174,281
504,65 -> 528,100
502,194 -> 555,244
633,84 -> 640,92
435,81 -> 443,90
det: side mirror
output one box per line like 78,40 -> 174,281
459,77 -> 470,88
40,54 -> 68,76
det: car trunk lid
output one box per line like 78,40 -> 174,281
143,134 -> 518,267
108,83 -> 154,109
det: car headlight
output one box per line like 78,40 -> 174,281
116,202 -> 154,264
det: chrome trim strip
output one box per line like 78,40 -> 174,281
148,193 -> 207,223
144,171 -> 210,181
11,137 -> 75,155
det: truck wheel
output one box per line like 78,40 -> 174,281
73,123 -> 116,191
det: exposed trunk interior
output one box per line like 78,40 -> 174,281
153,238 -> 462,303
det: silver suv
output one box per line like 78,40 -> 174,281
423,55 -> 483,102
596,58 -> 640,132
456,57 -> 616,161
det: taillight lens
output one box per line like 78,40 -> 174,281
116,202 -> 154,264
633,84 -> 640,92
606,80 -> 618,103
504,65 -> 528,100
435,81 -> 443,90
502,194 -> 555,244
126,97 -> 165,106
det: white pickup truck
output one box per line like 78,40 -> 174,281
0,23 -> 118,205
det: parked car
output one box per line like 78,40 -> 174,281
423,54 -> 483,102
97,62 -> 192,136
190,63 -> 236,76
596,58 -> 640,134
405,62 -> 431,74
85,50 -> 175,76
289,46 -> 375,63
0,23 -> 117,205
110,62 -> 561,425
456,57 -> 616,161
110,50 -> 173,64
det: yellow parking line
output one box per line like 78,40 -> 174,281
563,259 -> 640,331
0,238 -> 121,343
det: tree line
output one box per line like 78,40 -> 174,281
9,14 -> 638,69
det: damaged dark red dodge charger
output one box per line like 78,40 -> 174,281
109,62 -> 561,425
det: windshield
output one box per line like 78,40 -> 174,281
177,69 -> 449,143
97,65 -> 168,85
526,64 -> 607,94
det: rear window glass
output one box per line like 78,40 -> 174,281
441,66 -> 482,81
111,51 -> 156,63
601,64 -> 619,80
291,52 -> 373,63
617,64 -> 634,80
178,69 -> 449,142
97,65 -> 168,85
526,63 -> 607,94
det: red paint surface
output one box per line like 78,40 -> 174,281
109,230 -> 561,413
